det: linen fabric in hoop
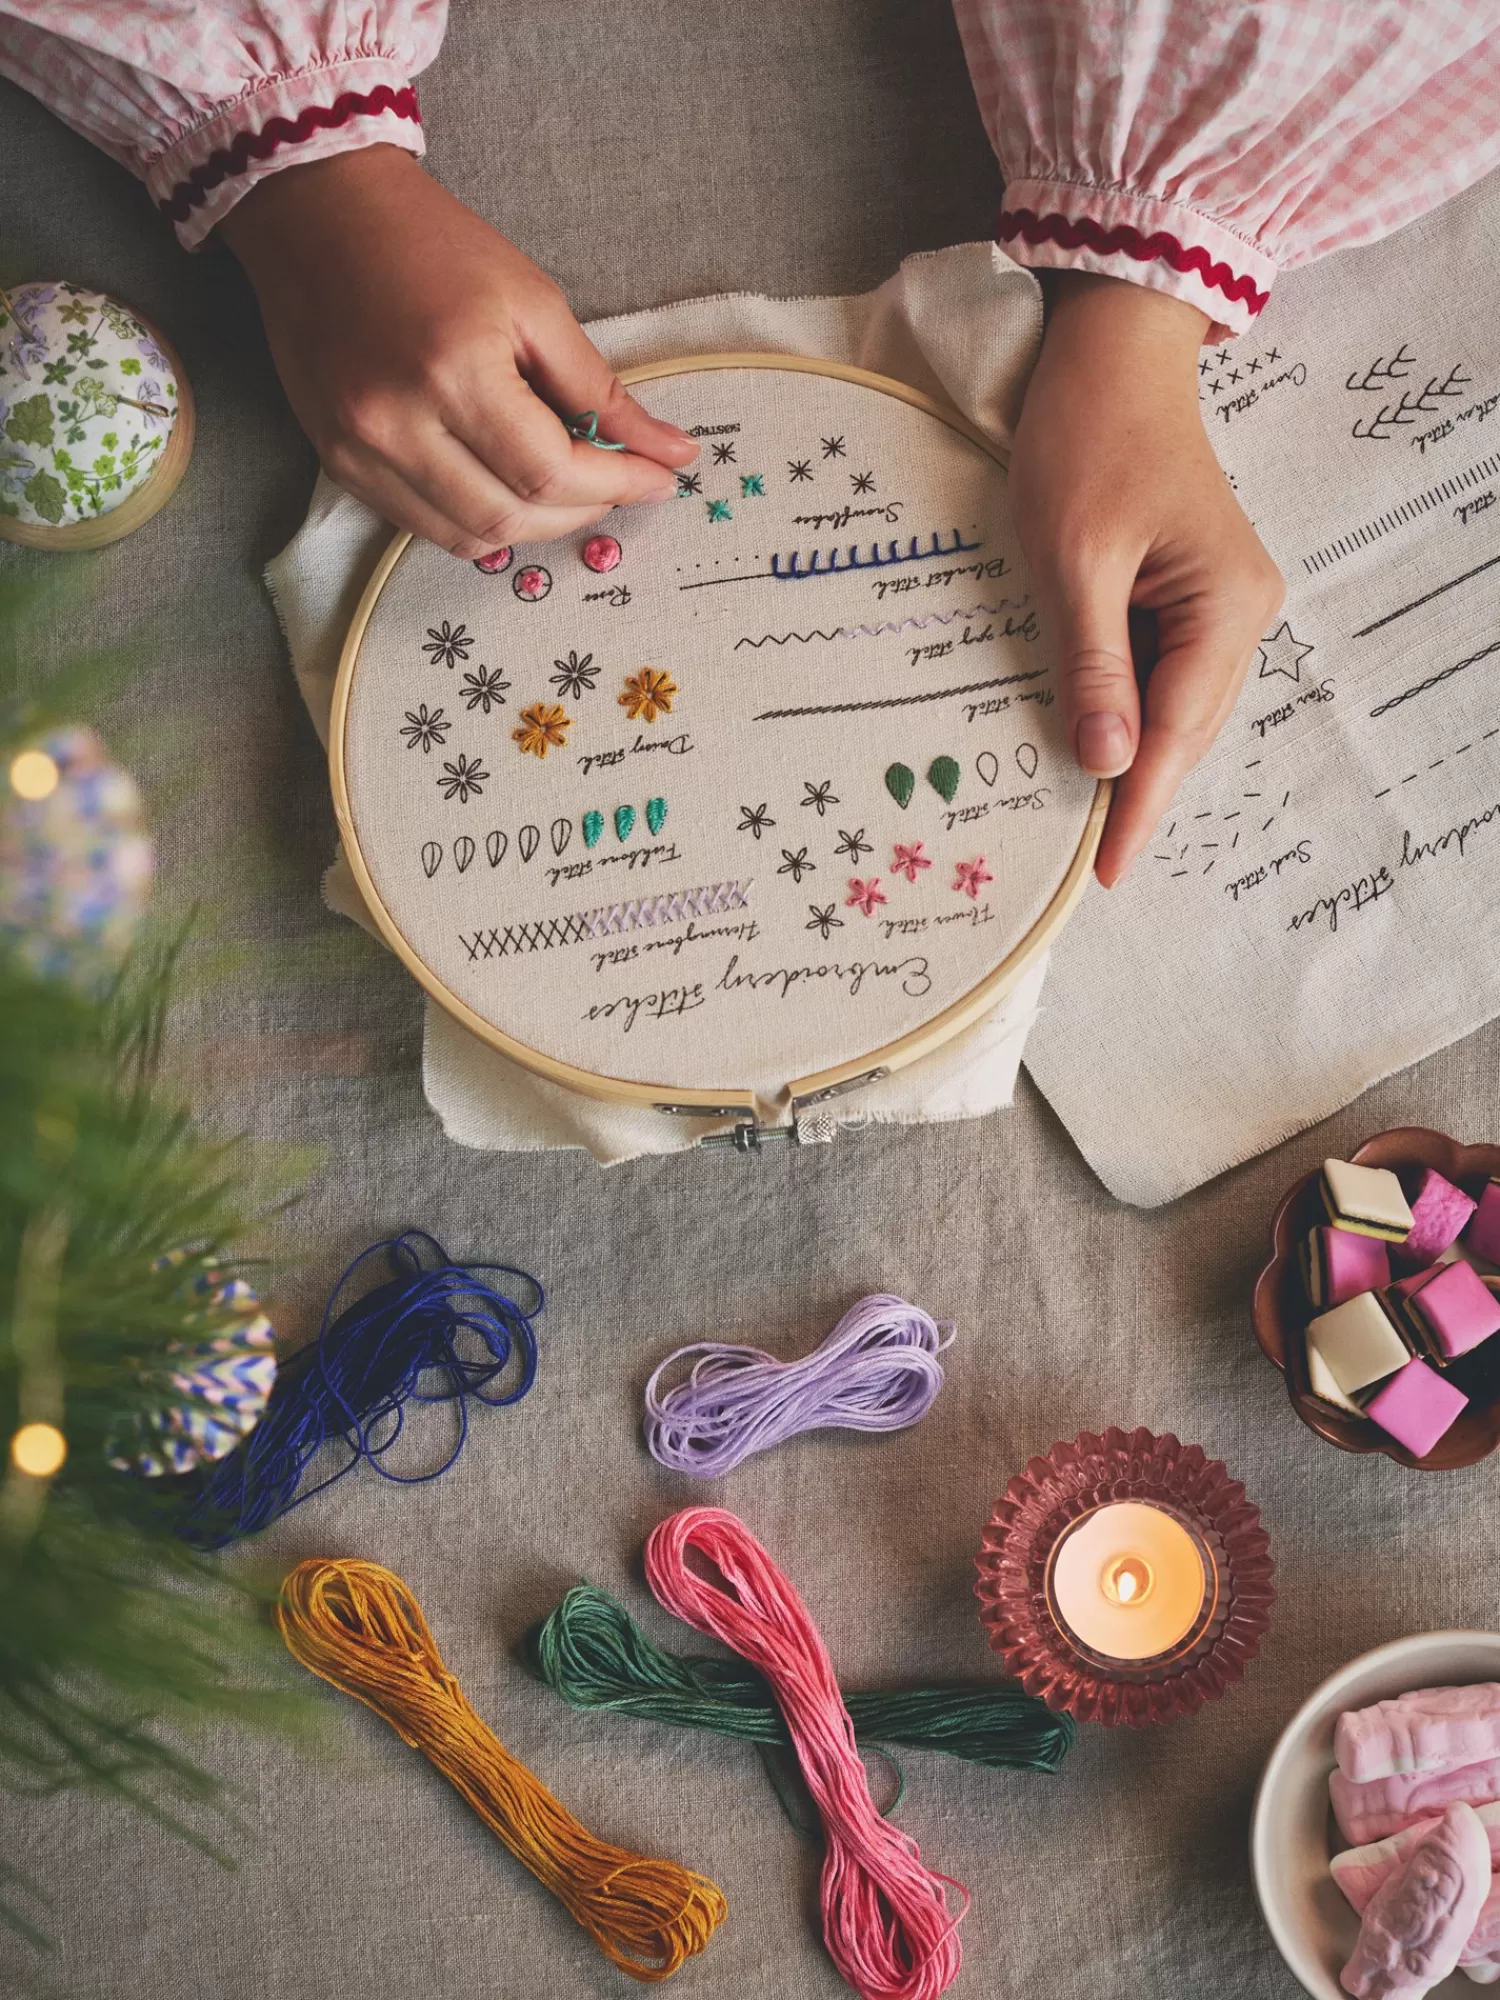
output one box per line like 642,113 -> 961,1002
332,357 -> 1103,1110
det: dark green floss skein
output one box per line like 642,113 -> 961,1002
524,1585 -> 1075,1775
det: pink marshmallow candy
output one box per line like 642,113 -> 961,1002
1403,1261 -> 1500,1360
1366,1359 -> 1469,1460
1394,1169 -> 1478,1272
1468,1182 -> 1500,1265
1338,1685 -> 1500,1783
1333,1808 -> 1500,1913
1341,1803 -> 1490,1998
1333,1752 -> 1500,1847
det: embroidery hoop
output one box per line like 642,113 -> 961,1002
331,353 -> 1109,1121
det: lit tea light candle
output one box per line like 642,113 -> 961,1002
1048,1500 -> 1211,1662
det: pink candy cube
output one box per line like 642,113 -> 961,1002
1366,1358 -> 1469,1459
1403,1259 -> 1500,1359
1469,1181 -> 1500,1264
1306,1227 -> 1391,1309
1394,1168 -> 1478,1271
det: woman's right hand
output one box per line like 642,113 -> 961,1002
1008,273 -> 1285,886
218,144 -> 698,557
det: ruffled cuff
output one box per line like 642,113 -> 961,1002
142,54 -> 425,252
996,178 -> 1279,340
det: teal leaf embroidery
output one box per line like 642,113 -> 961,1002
582,810 -> 604,848
884,763 -> 915,809
5,394 -> 55,449
927,756 -> 961,804
22,468 -> 66,524
614,805 -> 637,841
646,796 -> 667,835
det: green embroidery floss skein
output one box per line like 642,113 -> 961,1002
525,1584 -> 1074,1777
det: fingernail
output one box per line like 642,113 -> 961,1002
646,479 -> 679,502
1075,712 -> 1132,776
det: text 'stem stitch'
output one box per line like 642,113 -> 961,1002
459,881 -> 753,959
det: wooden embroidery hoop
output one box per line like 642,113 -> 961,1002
0,309 -> 195,551
330,353 -> 1110,1122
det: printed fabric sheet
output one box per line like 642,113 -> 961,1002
1025,168 -> 1500,1205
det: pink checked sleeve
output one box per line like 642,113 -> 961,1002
952,0 -> 1500,337
0,1 -> 447,250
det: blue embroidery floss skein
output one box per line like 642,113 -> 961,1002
178,1231 -> 542,1549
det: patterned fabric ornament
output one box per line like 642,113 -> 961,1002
0,282 -> 189,545
0,725 -> 154,986
109,1255 -> 277,1479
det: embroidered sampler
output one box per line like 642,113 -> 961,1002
334,360 -> 1100,1105
1025,170 -> 1500,1205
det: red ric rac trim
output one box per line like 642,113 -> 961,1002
158,83 -> 421,224
997,206 -> 1269,316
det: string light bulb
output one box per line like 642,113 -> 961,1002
10,1421 -> 67,1477
9,749 -> 59,801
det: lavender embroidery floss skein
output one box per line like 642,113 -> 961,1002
643,1295 -> 953,1478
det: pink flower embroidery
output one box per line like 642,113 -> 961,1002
891,841 -> 931,884
953,857 -> 993,900
846,877 -> 886,917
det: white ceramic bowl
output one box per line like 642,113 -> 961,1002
1253,1631 -> 1500,1999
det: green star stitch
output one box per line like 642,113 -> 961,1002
706,498 -> 732,522
739,474 -> 765,497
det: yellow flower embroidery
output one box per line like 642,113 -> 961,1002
512,702 -> 571,758
619,667 -> 677,724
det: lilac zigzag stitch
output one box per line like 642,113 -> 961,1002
583,880 -> 753,939
734,601 -> 1016,650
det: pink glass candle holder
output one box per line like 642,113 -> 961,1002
975,1426 -> 1275,1727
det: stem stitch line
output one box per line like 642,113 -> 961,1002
1368,638 -> 1500,719
754,669 -> 1046,723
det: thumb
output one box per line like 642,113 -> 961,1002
1040,554 -> 1143,779
519,308 -> 699,472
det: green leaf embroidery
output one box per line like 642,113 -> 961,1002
582,810 -> 604,849
614,805 -> 637,842
42,359 -> 73,385
646,796 -> 667,835
884,762 -> 915,809
118,357 -> 142,376
5,393 -> 55,449
927,755 -> 961,804
22,468 -> 66,524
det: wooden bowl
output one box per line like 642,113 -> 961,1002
1251,1128 -> 1500,1471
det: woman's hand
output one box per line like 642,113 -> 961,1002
1008,273 -> 1285,886
218,145 -> 697,557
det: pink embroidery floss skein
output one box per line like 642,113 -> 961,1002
644,1507 -> 966,2000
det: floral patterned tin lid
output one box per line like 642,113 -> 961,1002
0,281 -> 186,538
